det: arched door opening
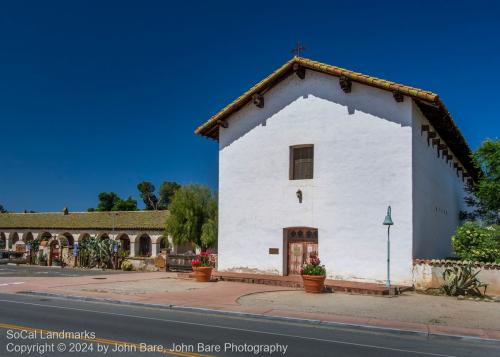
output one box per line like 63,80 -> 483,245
159,236 -> 169,251
98,233 -> 110,241
9,232 -> 19,250
57,233 -> 74,266
116,233 -> 130,256
48,239 -> 60,266
0,233 -> 6,250
63,233 -> 74,247
78,233 -> 90,244
57,233 -> 73,248
39,232 -> 52,243
23,232 -> 34,244
138,234 -> 151,257
22,232 -> 34,264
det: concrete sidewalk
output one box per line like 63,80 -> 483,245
0,271 -> 292,309
1,270 -> 499,341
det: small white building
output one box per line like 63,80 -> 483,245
195,57 -> 476,285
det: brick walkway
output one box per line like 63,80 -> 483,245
213,271 -> 410,295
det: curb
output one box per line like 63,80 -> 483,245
19,291 -> 500,343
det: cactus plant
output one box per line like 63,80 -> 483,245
77,236 -> 119,269
440,263 -> 487,297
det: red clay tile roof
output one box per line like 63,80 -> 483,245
195,57 -> 477,179
0,211 -> 168,231
414,259 -> 500,270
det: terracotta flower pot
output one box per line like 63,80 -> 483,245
302,275 -> 326,293
193,266 -> 213,282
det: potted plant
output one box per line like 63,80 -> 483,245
38,251 -> 47,266
191,252 -> 212,282
301,254 -> 326,293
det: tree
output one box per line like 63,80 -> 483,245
137,181 -> 158,210
88,192 -> 138,212
137,180 -> 180,210
159,181 -> 181,209
165,184 -> 217,251
0,204 -> 7,213
113,196 -> 138,211
97,192 -> 120,211
463,139 -> 500,224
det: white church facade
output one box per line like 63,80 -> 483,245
196,57 -> 476,285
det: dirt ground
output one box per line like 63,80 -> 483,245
238,290 -> 500,330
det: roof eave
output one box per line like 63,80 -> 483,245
194,57 -> 478,179
195,57 -> 439,140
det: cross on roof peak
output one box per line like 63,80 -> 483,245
291,41 -> 305,58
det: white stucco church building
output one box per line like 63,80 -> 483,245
196,57 -> 476,285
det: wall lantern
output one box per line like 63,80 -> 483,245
382,206 -> 394,288
296,189 -> 303,203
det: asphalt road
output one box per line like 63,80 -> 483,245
0,293 -> 498,357
0,264 -> 131,277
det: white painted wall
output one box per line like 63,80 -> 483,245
411,104 -> 468,258
218,71 -> 415,285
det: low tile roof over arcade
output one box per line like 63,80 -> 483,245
0,210 -> 169,231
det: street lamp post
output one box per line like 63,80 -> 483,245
382,206 -> 394,288
112,212 -> 117,239
26,243 -> 32,265
112,212 -> 118,269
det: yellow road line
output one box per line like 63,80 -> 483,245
0,322 -> 214,357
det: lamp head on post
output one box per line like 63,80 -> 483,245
383,206 -> 394,226
296,189 -> 303,204
383,205 -> 394,289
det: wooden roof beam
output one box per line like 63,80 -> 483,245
339,76 -> 352,93
293,63 -> 306,79
252,93 -> 264,108
393,91 -> 404,102
217,119 -> 228,128
427,131 -> 436,146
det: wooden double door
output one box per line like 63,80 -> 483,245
284,227 -> 318,275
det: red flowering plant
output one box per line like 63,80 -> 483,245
191,251 -> 212,268
300,254 -> 326,276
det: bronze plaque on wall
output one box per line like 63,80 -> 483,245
269,248 -> 279,255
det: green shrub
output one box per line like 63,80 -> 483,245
37,251 -> 47,262
30,239 -> 40,253
452,222 -> 500,263
121,260 -> 133,271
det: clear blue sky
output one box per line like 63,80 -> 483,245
1,0 -> 498,212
